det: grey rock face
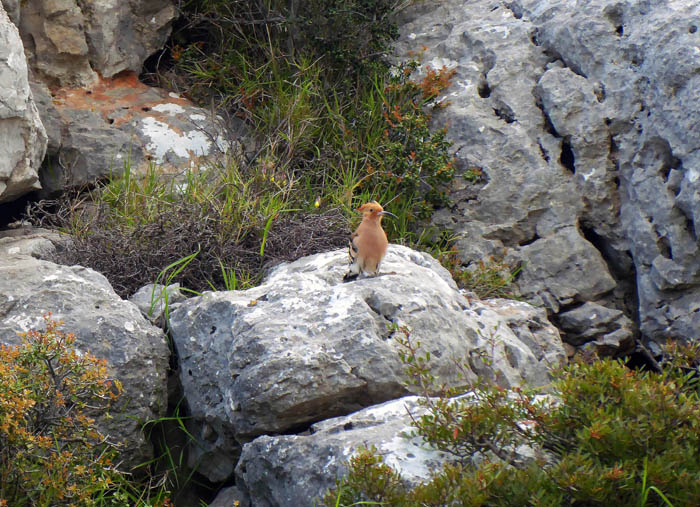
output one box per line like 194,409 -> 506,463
556,301 -> 635,355
0,255 -> 170,469
513,0 -> 700,344
507,226 -> 617,313
0,225 -> 68,259
393,1 -> 619,332
535,67 -> 622,243
18,0 -> 96,87
0,4 -> 47,203
395,0 -> 700,349
169,245 -> 565,482
18,0 -> 175,87
78,0 -> 175,79
208,486 -> 250,507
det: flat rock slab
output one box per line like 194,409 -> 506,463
169,245 -> 565,482
0,225 -> 68,259
236,392 -> 550,506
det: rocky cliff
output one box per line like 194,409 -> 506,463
394,0 -> 700,354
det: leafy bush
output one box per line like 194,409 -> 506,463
168,0 -> 457,212
354,63 -> 458,220
289,0 -> 401,78
169,0 -> 401,94
324,339 -> 700,506
0,316 -> 123,506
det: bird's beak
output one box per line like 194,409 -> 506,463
380,211 -> 397,218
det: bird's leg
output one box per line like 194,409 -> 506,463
343,262 -> 360,282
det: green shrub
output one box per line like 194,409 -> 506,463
169,0 -> 457,210
171,0 -> 400,93
0,316 -> 123,506
170,0 -> 459,213
437,247 -> 521,299
324,340 -> 700,506
353,63 -> 458,221
290,0 -> 400,79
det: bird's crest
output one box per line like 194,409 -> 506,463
356,201 -> 384,214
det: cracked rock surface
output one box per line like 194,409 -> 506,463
168,245 -> 565,482
519,0 -> 700,347
394,0 -> 700,351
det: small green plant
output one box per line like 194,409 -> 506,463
438,246 -> 521,299
207,258 -> 255,292
149,248 -> 203,322
0,316 -> 124,506
324,338 -> 700,506
639,457 -> 675,507
326,447 -> 403,506
131,404 -> 207,504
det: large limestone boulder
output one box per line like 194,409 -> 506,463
169,245 -> 565,482
0,255 -> 170,469
394,0 -> 700,352
0,4 -> 47,203
18,0 -> 175,87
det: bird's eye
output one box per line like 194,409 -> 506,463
369,208 -> 375,212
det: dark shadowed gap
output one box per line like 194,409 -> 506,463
560,137 -> 576,173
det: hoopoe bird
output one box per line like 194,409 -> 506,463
343,201 -> 396,282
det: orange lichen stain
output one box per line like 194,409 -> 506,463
51,71 -> 194,127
